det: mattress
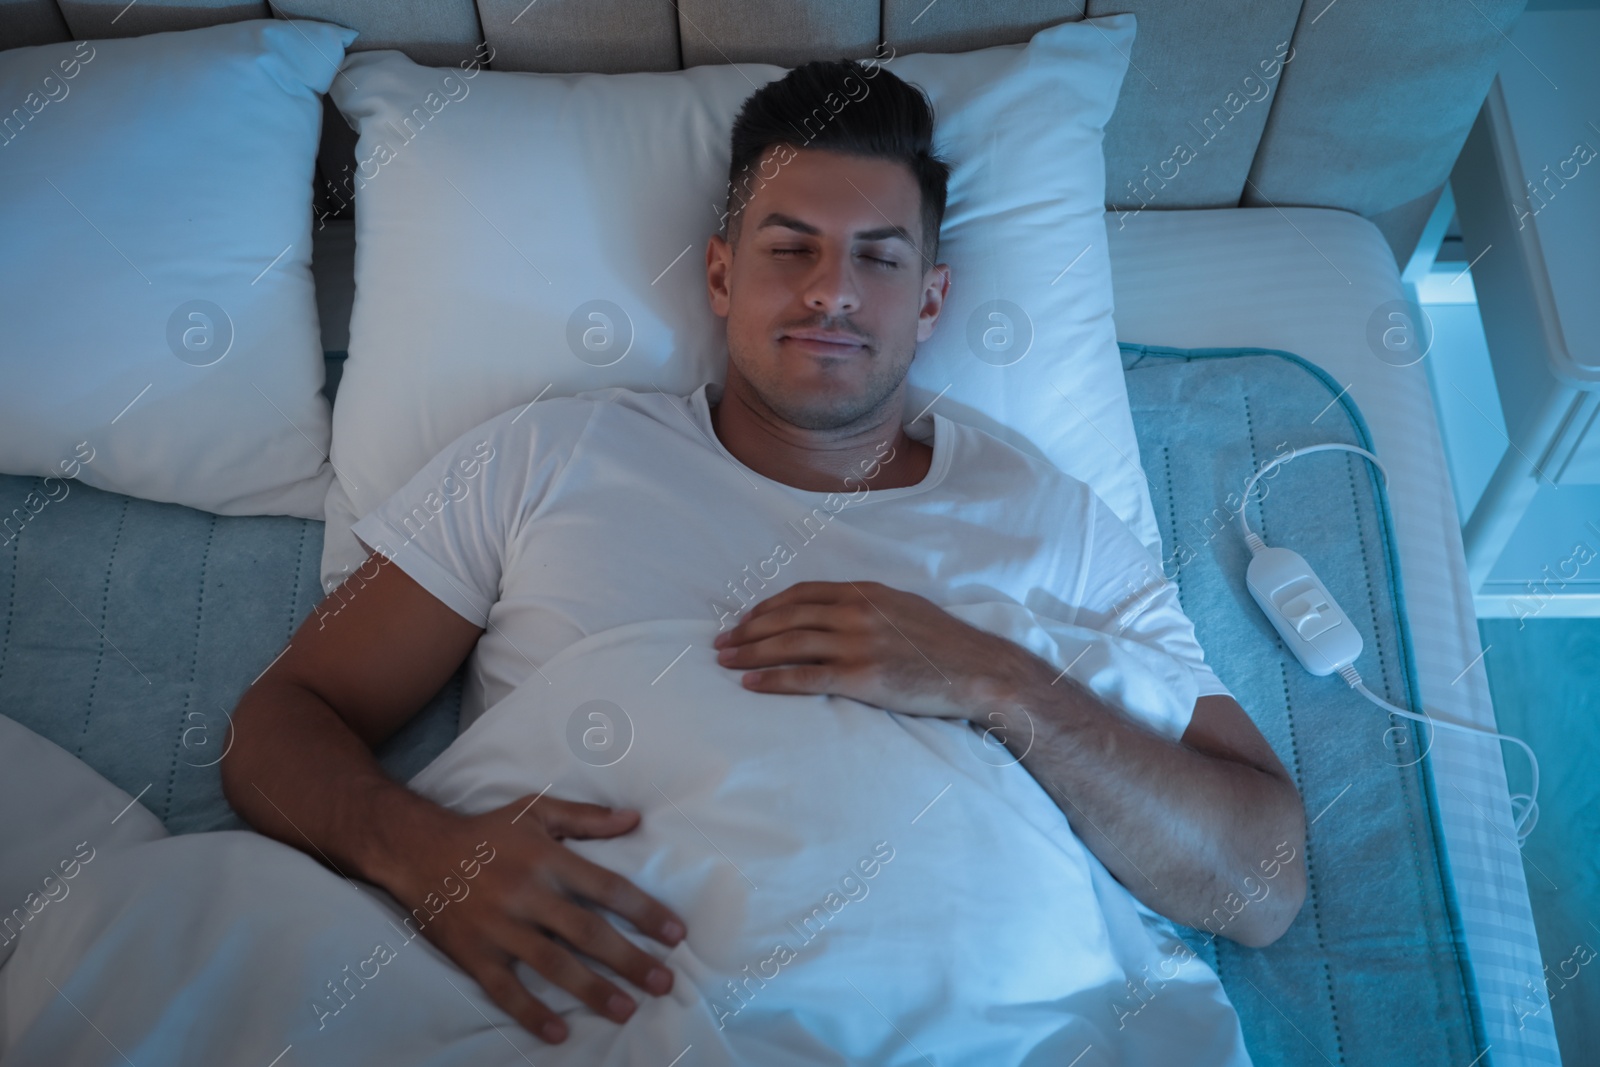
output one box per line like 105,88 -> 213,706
1106,206 -> 1559,1065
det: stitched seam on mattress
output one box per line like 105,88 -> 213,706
1278,660 -> 1348,1064
1342,451 -> 1422,910
1240,396 -> 1270,545
1160,446 -> 1180,599
165,513 -> 217,821
1347,451 -> 1451,1050
1346,456 -> 1393,708
77,496 -> 130,759
290,519 -> 310,639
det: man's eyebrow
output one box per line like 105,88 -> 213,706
755,212 -> 917,246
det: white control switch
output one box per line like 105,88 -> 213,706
1246,546 -> 1363,676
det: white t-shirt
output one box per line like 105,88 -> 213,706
351,382 -> 1232,734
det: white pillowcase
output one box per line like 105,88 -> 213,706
0,19 -> 355,518
322,14 -> 1157,591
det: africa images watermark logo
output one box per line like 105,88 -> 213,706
713,43 -> 898,237
165,299 -> 235,367
0,40 -> 96,149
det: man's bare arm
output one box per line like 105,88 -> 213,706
221,551 -> 687,1045
991,683 -> 1307,947
709,580 -> 1307,948
221,553 -> 482,891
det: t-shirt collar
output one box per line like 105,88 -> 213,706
690,381 -> 947,504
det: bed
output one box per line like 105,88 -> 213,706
1108,208 -> 1558,1065
0,0 -> 1556,1064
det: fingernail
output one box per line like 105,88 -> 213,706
608,993 -> 636,1020
541,1019 -> 567,1042
646,966 -> 672,994
713,632 -> 729,647
662,920 -> 685,943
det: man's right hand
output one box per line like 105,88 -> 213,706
380,792 -> 688,1046
222,558 -> 687,1047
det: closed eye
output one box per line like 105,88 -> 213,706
771,248 -> 899,268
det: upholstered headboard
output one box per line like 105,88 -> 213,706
1,0 -> 1527,265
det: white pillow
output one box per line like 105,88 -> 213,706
322,14 -> 1157,590
0,18 -> 356,518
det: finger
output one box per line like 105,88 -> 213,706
743,580 -> 854,620
536,894 -> 677,1001
535,799 -> 641,841
715,602 -> 850,647
556,849 -> 688,949
495,912 -> 644,1024
740,663 -> 836,695
459,948 -> 572,1045
719,628 -> 845,670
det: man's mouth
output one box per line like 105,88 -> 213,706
781,329 -> 867,355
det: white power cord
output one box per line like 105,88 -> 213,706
1238,442 -> 1540,844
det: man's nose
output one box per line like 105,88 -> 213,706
803,251 -> 861,317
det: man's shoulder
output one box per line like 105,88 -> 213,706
472,384 -> 695,448
938,413 -> 1096,504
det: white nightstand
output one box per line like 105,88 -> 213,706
1447,5 -> 1600,611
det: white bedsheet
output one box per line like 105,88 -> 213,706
0,603 -> 1250,1066
1106,206 -> 1558,1065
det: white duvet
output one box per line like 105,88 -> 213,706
0,601 -> 1251,1066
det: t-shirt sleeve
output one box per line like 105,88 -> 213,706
1070,486 -> 1235,717
348,399 -> 594,626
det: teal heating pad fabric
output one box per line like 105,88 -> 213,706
0,346 -> 1482,1064
1120,343 -> 1481,1065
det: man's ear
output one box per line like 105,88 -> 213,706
916,262 -> 951,343
706,233 -> 732,319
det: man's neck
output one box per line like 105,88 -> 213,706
708,383 -> 933,493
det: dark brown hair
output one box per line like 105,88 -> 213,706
723,58 -> 951,262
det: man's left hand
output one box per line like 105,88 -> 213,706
711,581 -> 1052,720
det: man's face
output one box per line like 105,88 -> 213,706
706,145 -> 949,431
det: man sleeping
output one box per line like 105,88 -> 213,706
222,58 -> 1306,1061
